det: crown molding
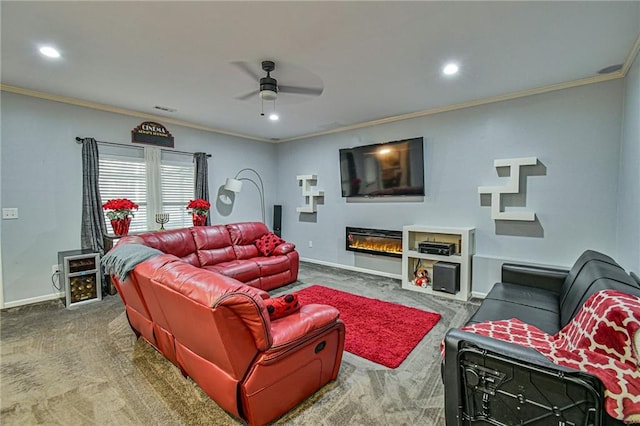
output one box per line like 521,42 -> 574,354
280,32 -> 639,143
0,84 -> 272,143
3,35 -> 635,145
621,33 -> 640,76
278,71 -> 624,143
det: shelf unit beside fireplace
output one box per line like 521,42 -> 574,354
402,225 -> 475,301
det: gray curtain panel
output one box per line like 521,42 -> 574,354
81,138 -> 106,253
194,152 -> 210,225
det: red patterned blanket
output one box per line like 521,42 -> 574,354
451,290 -> 640,423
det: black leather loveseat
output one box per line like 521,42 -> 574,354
443,250 -> 640,426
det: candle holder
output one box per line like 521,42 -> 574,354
155,213 -> 169,231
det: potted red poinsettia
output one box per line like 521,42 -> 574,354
187,198 -> 210,226
103,198 -> 138,236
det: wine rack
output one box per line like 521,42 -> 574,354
58,249 -> 102,308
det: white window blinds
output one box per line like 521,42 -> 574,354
161,160 -> 194,230
99,153 -> 194,233
99,155 -> 148,233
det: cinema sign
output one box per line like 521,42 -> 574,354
132,121 -> 174,148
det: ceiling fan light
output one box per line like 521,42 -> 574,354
260,90 -> 277,101
269,113 -> 279,121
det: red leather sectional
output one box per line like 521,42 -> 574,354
110,222 -> 345,425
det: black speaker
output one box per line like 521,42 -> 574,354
273,205 -> 282,237
433,261 -> 460,294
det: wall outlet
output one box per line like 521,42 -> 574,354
308,240 -> 313,248
2,208 -> 19,219
52,264 -> 60,275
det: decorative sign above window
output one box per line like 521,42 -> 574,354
131,121 -> 174,148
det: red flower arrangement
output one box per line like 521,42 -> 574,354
187,198 -> 210,216
102,198 -> 139,221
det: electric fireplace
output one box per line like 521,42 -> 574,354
345,227 -> 402,258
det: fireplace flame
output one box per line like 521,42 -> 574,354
350,239 -> 402,255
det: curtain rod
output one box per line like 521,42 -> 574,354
75,137 -> 211,158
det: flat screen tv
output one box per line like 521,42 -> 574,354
339,137 -> 424,198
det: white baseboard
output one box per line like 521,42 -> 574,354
470,291 -> 487,299
3,292 -> 64,309
300,257 -> 402,280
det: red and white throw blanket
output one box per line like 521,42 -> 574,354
452,290 -> 640,423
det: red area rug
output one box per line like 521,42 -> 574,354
296,285 -> 441,368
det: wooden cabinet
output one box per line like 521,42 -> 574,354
401,225 -> 475,301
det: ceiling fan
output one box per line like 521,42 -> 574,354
234,60 -> 324,101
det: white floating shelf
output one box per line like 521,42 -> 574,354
478,157 -> 538,221
297,174 -> 324,213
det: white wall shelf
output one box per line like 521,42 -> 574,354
478,157 -> 538,221
296,174 -> 324,213
401,225 -> 475,301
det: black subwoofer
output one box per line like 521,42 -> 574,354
273,205 -> 282,237
433,261 -> 460,294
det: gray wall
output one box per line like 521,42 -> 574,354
0,92 -> 277,305
276,80 -> 628,294
617,54 -> 640,274
2,71 -> 637,305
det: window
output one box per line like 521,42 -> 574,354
161,160 -> 194,230
99,155 -> 147,233
99,153 -> 194,233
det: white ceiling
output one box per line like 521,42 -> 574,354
1,1 -> 639,142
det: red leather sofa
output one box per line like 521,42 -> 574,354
108,222 -> 346,425
124,222 -> 300,291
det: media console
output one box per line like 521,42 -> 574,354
401,225 -> 475,301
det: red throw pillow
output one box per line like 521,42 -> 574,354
254,232 -> 284,256
264,294 -> 300,320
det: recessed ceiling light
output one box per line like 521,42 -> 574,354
39,46 -> 61,58
442,63 -> 459,76
269,113 -> 279,121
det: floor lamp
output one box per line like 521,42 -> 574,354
224,168 -> 266,223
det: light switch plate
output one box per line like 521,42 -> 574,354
2,208 -> 18,219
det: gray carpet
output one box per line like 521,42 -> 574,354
1,262 -> 479,425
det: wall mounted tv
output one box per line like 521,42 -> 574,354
339,137 -> 424,198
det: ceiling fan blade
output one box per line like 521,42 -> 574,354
230,61 -> 261,80
278,85 -> 323,96
235,89 -> 259,100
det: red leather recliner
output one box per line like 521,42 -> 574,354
112,222 -> 298,350
109,223 -> 344,425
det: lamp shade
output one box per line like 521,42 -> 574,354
224,177 -> 243,193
